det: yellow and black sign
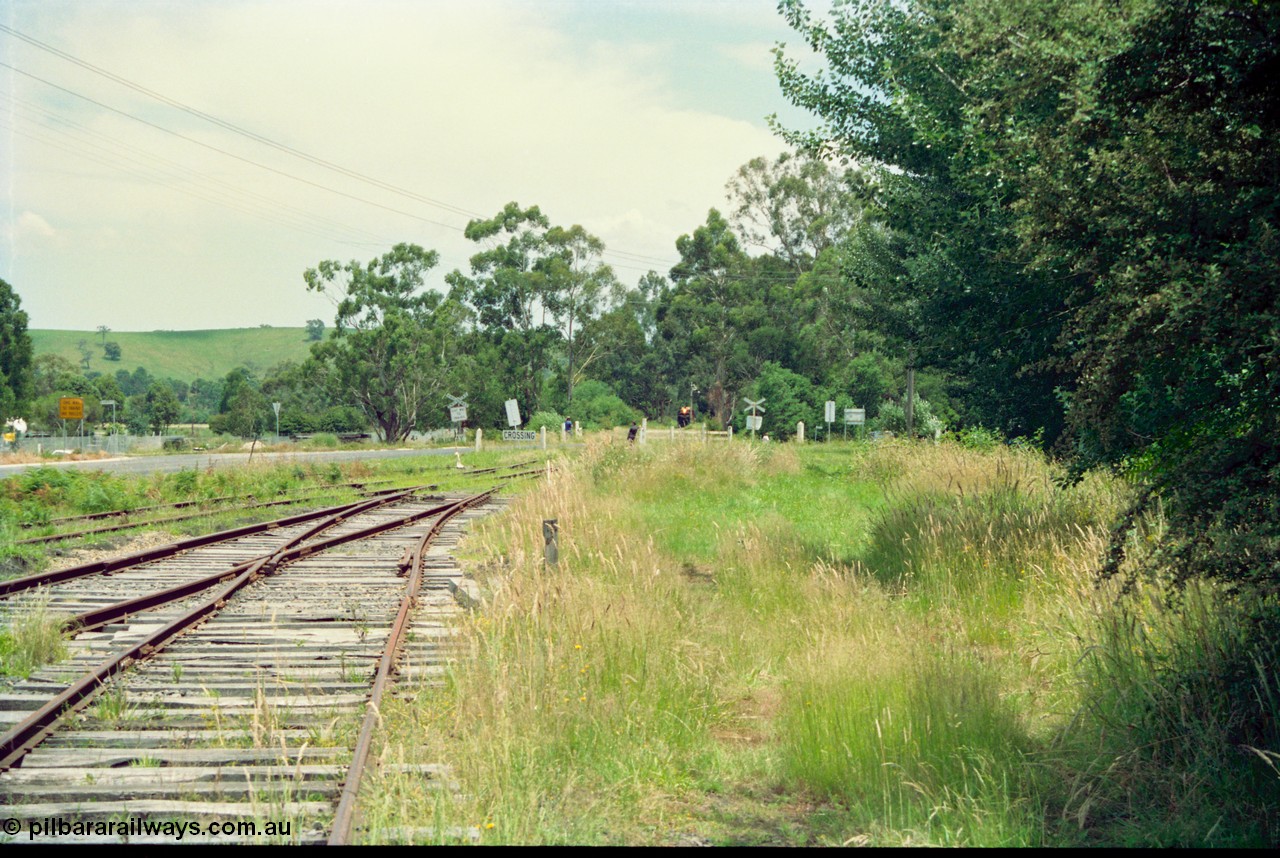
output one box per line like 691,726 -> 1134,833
59,397 -> 84,420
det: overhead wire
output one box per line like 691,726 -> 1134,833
0,91 -> 393,249
0,25 -> 683,272
0,60 -> 470,235
0,22 -> 485,221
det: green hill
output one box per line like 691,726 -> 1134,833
31,327 -> 318,384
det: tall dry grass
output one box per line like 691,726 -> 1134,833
362,437 -> 1275,846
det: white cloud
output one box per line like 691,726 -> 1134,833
16,210 -> 56,238
2,0 -> 797,329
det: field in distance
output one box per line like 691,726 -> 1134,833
32,327 -> 316,384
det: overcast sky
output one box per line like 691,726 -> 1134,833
1,0 -> 822,332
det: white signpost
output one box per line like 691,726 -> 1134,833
743,397 -> 766,439
447,394 -> 469,424
504,399 -> 522,428
446,394 -> 469,445
843,406 -> 865,440
825,400 -> 836,439
447,393 -> 469,439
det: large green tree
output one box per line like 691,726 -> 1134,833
446,203 -> 560,416
305,243 -> 462,442
774,0 -> 1280,583
660,209 -> 757,425
774,0 -> 1073,444
540,224 -> 618,407
0,279 -> 33,420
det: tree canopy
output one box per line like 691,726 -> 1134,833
305,243 -> 462,442
773,0 -> 1280,594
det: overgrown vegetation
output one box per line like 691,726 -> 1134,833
364,440 -> 1278,846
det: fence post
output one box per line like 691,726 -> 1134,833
640,417 -> 647,444
541,426 -> 547,450
475,428 -> 483,452
797,421 -> 805,443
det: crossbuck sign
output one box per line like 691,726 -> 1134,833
743,397 -> 766,437
447,394 -> 468,423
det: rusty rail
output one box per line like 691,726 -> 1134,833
0,488 -> 476,772
0,484 -> 439,598
328,489 -> 495,845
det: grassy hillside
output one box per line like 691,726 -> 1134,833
31,328 -> 317,383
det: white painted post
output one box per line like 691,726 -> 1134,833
640,417 -> 648,444
541,425 -> 547,449
728,426 -> 733,442
797,421 -> 805,443
575,421 -> 581,438
475,428 -> 483,452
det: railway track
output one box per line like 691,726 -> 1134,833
15,457 -> 541,548
0,478 -> 524,844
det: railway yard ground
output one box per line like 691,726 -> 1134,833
1,437 -> 1277,846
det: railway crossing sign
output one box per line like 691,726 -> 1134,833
504,399 -> 522,428
743,397 -> 766,438
447,394 -> 468,424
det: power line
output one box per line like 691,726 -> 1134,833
1,60 -> 471,233
0,23 -> 485,221
0,25 -> 683,271
0,91 -> 393,248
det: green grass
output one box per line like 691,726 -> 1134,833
32,327 -> 316,383
362,436 -> 1280,846
0,589 -> 69,679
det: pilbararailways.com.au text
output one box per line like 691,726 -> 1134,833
5,816 -> 293,840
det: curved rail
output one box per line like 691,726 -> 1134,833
0,488 -> 477,771
328,489 -> 496,845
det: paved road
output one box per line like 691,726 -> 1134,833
0,446 -> 463,478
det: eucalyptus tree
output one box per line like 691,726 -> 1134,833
539,224 -> 618,407
445,202 -> 561,415
773,0 -> 1072,444
725,152 -> 874,274
305,243 -> 462,442
661,209 -> 757,425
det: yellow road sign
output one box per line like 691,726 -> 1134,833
59,397 -> 84,420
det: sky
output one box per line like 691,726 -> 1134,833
0,0 -> 825,332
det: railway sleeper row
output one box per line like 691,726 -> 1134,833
0,490 -> 506,844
